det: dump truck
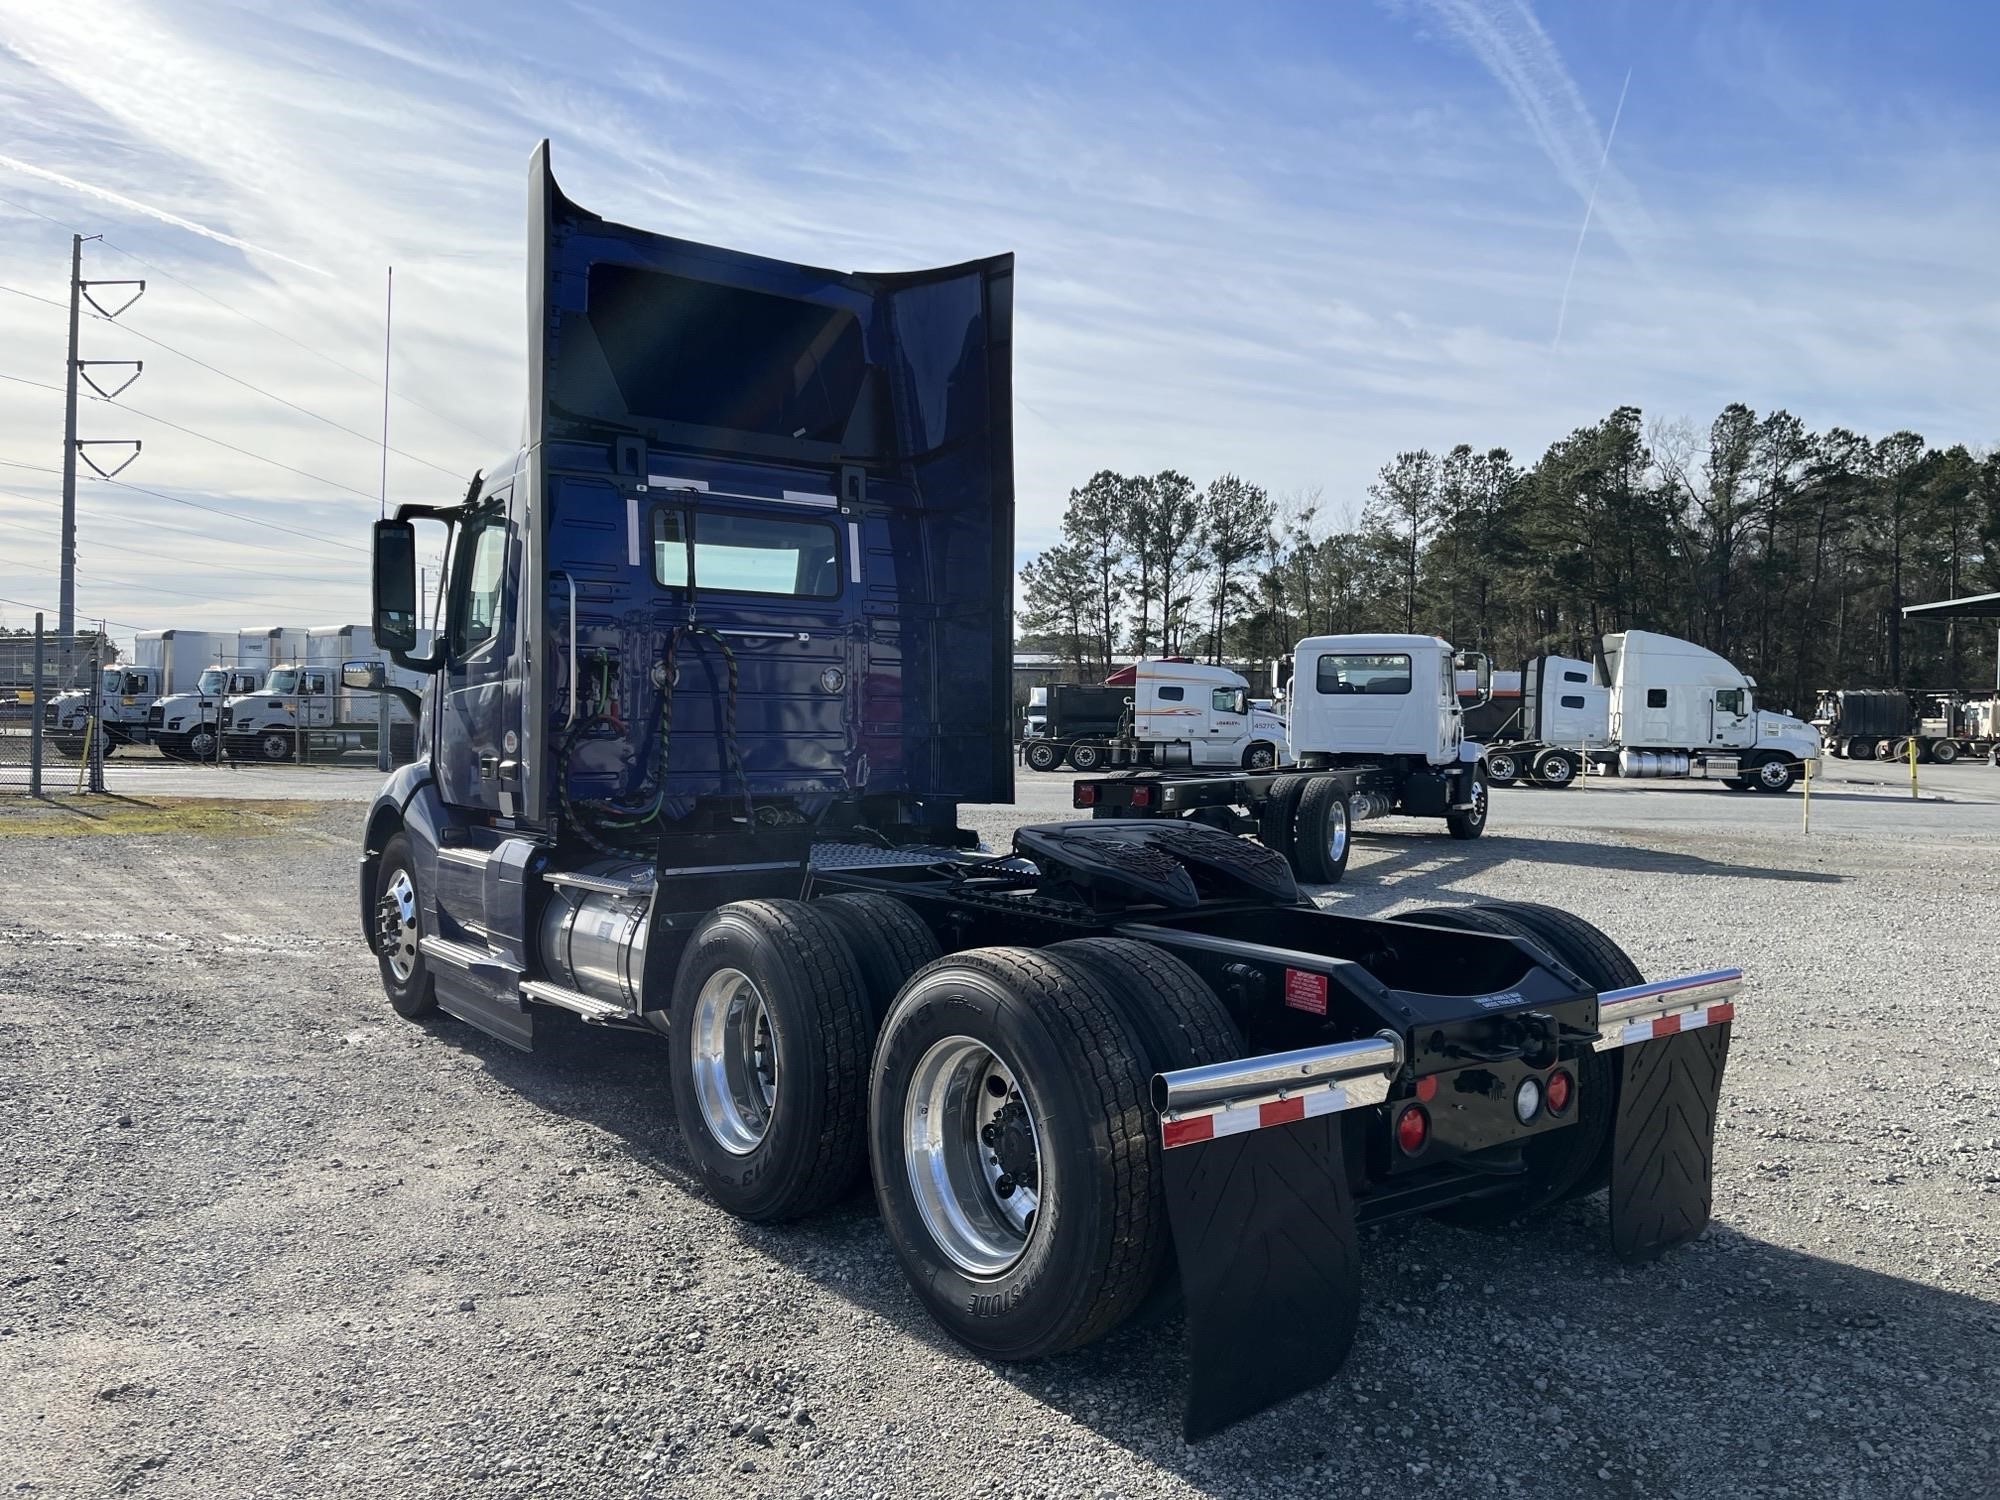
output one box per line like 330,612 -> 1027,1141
355,143 -> 1745,1440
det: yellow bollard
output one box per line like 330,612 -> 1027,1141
1801,754 -> 1810,833
73,716 -> 94,794
1909,734 -> 1918,799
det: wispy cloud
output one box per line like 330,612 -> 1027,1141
0,151 -> 330,277
1553,67 -> 1631,348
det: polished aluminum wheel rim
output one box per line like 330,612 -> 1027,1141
1759,759 -> 1790,788
379,868 -> 419,982
903,1036 -> 1042,1277
1543,756 -> 1572,785
1326,798 -> 1349,864
691,967 -> 777,1156
1487,754 -> 1515,781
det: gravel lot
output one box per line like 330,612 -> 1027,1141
2,787 -> 1996,1499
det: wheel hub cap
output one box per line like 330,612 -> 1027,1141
691,968 -> 777,1156
904,1037 -> 1043,1276
377,869 -> 419,982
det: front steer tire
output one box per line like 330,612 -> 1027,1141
668,900 -> 873,1223
869,946 -> 1164,1361
372,832 -> 436,1019
1445,766 -> 1490,839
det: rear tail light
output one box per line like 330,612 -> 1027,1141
1074,784 -> 1098,808
1545,1068 -> 1573,1115
1512,1077 -> 1543,1124
1395,1104 -> 1429,1155
1130,785 -> 1152,808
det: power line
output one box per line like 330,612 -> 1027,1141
0,455 -> 372,554
0,279 -> 66,311
1,553 -> 326,610
102,395 -> 380,502
0,478 -> 361,563
0,493 -> 364,584
0,369 -> 65,394
0,588 -> 152,635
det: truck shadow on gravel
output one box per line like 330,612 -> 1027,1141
428,1011 -> 1994,1498
1320,830 -> 1842,903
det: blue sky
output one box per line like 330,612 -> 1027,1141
0,0 -> 1994,637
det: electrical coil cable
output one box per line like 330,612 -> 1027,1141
556,624 -> 757,857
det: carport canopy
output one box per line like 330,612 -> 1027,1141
1902,592 -> 2000,621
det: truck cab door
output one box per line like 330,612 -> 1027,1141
1203,686 -> 1247,766
436,492 -> 520,815
1710,687 -> 1754,748
1435,652 -> 1462,764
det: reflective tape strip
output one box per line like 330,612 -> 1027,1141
1160,1082 -> 1351,1150
1600,999 -> 1735,1051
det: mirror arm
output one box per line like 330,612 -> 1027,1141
385,684 -> 422,718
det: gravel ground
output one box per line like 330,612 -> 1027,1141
2,794 -> 1996,1499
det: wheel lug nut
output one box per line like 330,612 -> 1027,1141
995,1176 -> 1014,1197
980,1125 -> 998,1146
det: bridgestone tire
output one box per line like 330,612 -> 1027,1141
1024,740 -> 1061,773
1483,751 -> 1520,787
1291,775 -> 1354,884
1046,938 -> 1245,1074
1067,742 -> 1104,772
373,832 -> 437,1020
1255,773 -> 1310,866
1446,767 -> 1490,840
1532,749 -> 1578,788
814,892 -> 942,1027
1931,739 -> 1959,764
669,900 -> 873,1222
869,947 -> 1164,1360
1390,901 -> 1633,1221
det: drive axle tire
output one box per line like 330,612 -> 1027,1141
1931,738 -> 1959,764
1532,749 -> 1578,788
1446,767 -> 1490,840
1066,742 -> 1104,772
669,900 -> 873,1222
814,892 -> 942,1026
1849,737 -> 1876,760
1291,775 -> 1354,884
372,832 -> 437,1020
1483,751 -> 1520,788
1255,773 -> 1310,867
1046,938 -> 1245,1074
1023,740 -> 1061,773
869,947 -> 1164,1361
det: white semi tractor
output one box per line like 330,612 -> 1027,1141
145,627 -> 307,760
1479,630 -> 1821,793
221,624 -> 432,762
1023,659 -> 1287,772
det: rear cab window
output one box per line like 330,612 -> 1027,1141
1316,653 -> 1411,695
652,508 -> 841,598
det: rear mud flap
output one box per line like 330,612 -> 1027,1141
1162,1114 -> 1359,1441
1606,1023 -> 1731,1261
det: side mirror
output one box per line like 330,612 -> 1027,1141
1455,650 -> 1493,706
342,662 -> 385,691
1234,690 -> 1249,715
373,520 -> 420,654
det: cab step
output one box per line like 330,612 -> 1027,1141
520,978 -> 639,1025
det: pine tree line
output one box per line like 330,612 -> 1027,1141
1017,405 -> 2000,710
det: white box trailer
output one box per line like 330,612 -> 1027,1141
222,623 -> 435,762
1480,630 -> 1819,792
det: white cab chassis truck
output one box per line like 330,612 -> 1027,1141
1024,659 -> 1286,773
146,626 -> 304,760
221,624 -> 431,762
1075,634 -> 1490,883
46,628 -> 218,756
1480,630 -> 1820,793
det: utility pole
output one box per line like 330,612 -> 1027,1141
58,234 -> 80,680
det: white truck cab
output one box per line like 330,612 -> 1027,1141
1129,660 -> 1287,768
1286,634 -> 1476,767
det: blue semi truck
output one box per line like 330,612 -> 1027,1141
354,143 -> 1744,1439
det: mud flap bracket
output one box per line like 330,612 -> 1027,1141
1163,1113 -> 1359,1441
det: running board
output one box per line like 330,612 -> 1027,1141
418,935 -> 523,986
520,978 -> 637,1024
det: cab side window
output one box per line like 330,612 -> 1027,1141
1647,688 -> 1669,709
301,671 -> 328,695
454,513 -> 509,655
1211,688 -> 1236,712
1157,686 -> 1185,702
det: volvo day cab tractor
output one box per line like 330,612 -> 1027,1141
1075,634 -> 1492,884
1023,659 -> 1285,772
356,143 -> 1746,1441
1481,631 -> 1820,792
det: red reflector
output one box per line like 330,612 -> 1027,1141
1130,785 -> 1153,807
1414,1074 -> 1438,1102
1653,1012 -> 1683,1036
1075,784 -> 1098,807
1709,1002 -> 1735,1025
1162,1115 -> 1214,1149
1545,1068 -> 1573,1114
1260,1096 -> 1305,1129
1395,1104 -> 1429,1155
